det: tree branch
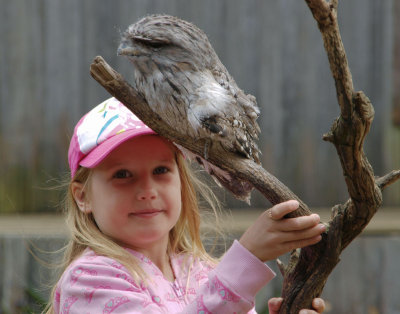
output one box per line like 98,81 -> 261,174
376,170 -> 400,190
277,1 -> 399,312
90,56 -> 312,218
306,0 -> 354,120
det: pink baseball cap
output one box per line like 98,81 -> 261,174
68,97 -> 156,178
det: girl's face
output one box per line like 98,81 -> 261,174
78,135 -> 182,251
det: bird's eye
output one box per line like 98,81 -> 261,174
133,37 -> 168,49
146,41 -> 166,49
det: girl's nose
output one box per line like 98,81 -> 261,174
136,179 -> 157,201
136,188 -> 157,201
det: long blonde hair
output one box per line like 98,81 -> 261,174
45,148 -> 224,313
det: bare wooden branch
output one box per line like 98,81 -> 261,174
305,0 -> 354,120
276,258 -> 286,277
277,1 -> 399,312
377,170 -> 400,190
90,56 -> 312,218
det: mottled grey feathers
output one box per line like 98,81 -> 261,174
119,14 -> 261,202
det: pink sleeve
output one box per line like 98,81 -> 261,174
182,240 -> 276,313
54,259 -> 164,314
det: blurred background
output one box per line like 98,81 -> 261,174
0,0 -> 399,313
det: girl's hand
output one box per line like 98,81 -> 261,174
268,297 -> 326,314
239,200 -> 326,262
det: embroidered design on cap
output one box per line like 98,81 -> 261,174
76,98 -> 151,154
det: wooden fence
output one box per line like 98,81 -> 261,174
1,2 -> 399,313
1,226 -> 399,313
0,0 -> 399,213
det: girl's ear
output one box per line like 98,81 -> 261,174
71,182 -> 92,213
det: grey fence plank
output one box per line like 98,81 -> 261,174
0,1 -> 398,212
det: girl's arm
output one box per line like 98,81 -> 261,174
182,239 -> 276,313
184,200 -> 326,313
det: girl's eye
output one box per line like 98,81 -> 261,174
113,170 -> 132,179
153,166 -> 169,175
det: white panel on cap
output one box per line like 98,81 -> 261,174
76,98 -> 147,154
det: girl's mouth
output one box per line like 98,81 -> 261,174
130,209 -> 163,218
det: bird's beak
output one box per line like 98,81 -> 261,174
117,44 -> 139,56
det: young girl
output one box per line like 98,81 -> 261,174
47,97 -> 326,314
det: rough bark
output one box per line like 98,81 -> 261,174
88,1 -> 400,311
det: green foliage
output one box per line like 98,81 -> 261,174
22,287 -> 48,314
0,165 -> 63,213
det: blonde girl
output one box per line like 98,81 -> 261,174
46,97 -> 325,313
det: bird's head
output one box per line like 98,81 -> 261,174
118,15 -> 218,69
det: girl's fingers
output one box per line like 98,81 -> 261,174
270,200 -> 299,219
283,234 -> 323,251
278,224 -> 326,243
269,297 -> 325,314
278,214 -> 321,232
312,298 -> 325,313
268,297 -> 283,314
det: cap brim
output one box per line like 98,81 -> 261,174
79,128 -> 156,169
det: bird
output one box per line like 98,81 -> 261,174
117,14 -> 261,203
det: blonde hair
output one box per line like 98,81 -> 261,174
45,147 -> 223,313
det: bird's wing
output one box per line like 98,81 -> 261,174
187,70 -> 260,163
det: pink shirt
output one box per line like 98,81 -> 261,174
54,240 -> 275,313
